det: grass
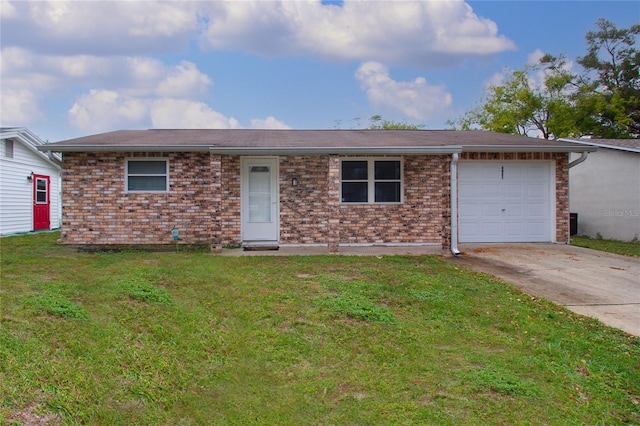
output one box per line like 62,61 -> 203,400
571,235 -> 640,257
1,232 -> 639,425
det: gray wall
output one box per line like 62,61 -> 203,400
569,149 -> 640,241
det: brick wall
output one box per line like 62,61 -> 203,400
220,155 -> 241,246
61,151 -> 569,249
554,153 -> 570,243
278,155 -> 448,248
280,155 -> 331,244
61,152 -> 213,246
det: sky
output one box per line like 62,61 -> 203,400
1,0 -> 638,143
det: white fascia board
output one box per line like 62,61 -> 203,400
3,128 -> 62,169
461,145 -> 598,153
37,145 -> 211,153
558,138 -> 640,154
208,146 -> 463,155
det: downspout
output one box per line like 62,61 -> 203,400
450,153 -> 460,255
569,151 -> 589,168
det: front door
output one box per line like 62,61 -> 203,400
241,157 -> 279,243
33,174 -> 51,231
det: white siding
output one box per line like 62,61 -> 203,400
0,135 -> 62,235
570,149 -> 640,241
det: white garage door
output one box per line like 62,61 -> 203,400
458,162 -> 553,243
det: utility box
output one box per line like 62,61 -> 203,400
570,213 -> 578,236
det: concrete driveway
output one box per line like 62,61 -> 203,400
449,244 -> 640,336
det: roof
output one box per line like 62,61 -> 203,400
1,127 -> 62,166
37,129 -> 596,155
559,138 -> 640,154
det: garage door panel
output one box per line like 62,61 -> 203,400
460,222 -> 501,241
527,204 -> 546,217
504,204 -> 523,217
482,203 -> 501,217
505,184 -> 523,198
459,183 -> 482,198
459,161 -> 552,243
504,164 -> 524,179
460,163 -> 501,179
459,202 -> 483,218
527,183 -> 546,197
505,222 -> 525,237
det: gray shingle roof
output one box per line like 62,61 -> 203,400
560,138 -> 640,153
38,129 -> 595,154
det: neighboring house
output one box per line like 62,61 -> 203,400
0,127 -> 62,236
38,129 -> 594,253
562,138 -> 640,242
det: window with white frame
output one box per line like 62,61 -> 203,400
4,140 -> 14,158
126,159 -> 168,192
341,159 -> 402,203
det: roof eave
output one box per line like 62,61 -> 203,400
461,145 -> 598,153
208,146 -> 463,155
37,145 -> 211,153
558,138 -> 640,153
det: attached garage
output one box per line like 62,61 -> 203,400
458,161 -> 553,243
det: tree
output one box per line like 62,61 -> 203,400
450,56 -> 578,139
367,115 -> 425,130
576,19 -> 640,137
451,20 -> 639,139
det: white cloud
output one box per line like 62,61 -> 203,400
155,61 -> 212,98
527,49 -> 546,66
27,1 -> 198,42
355,62 -> 452,121
0,88 -> 41,125
4,1 -> 513,67
0,47 -> 222,131
150,99 -> 240,129
68,89 -> 148,133
68,90 -> 287,132
250,116 -> 291,129
199,1 -> 515,66
0,0 -> 17,19
483,69 -> 508,90
484,49 -> 576,92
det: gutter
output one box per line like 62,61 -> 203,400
450,153 -> 461,256
461,145 -> 598,153
37,145 -> 212,153
37,145 -> 464,155
209,146 -> 463,155
568,151 -> 590,168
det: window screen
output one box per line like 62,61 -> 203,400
127,160 -> 168,191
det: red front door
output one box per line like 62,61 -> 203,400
33,174 -> 50,231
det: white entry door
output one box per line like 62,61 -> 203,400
458,161 -> 553,243
242,157 -> 279,243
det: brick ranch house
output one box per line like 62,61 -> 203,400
38,129 -> 595,254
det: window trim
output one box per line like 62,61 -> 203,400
125,158 -> 169,193
340,158 -> 403,204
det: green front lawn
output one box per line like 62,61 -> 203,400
1,233 -> 638,425
571,235 -> 640,257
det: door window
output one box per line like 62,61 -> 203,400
35,178 -> 48,204
248,166 -> 272,222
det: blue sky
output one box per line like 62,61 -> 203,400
1,1 -> 638,142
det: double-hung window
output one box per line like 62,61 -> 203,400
126,159 -> 168,192
341,159 -> 402,203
